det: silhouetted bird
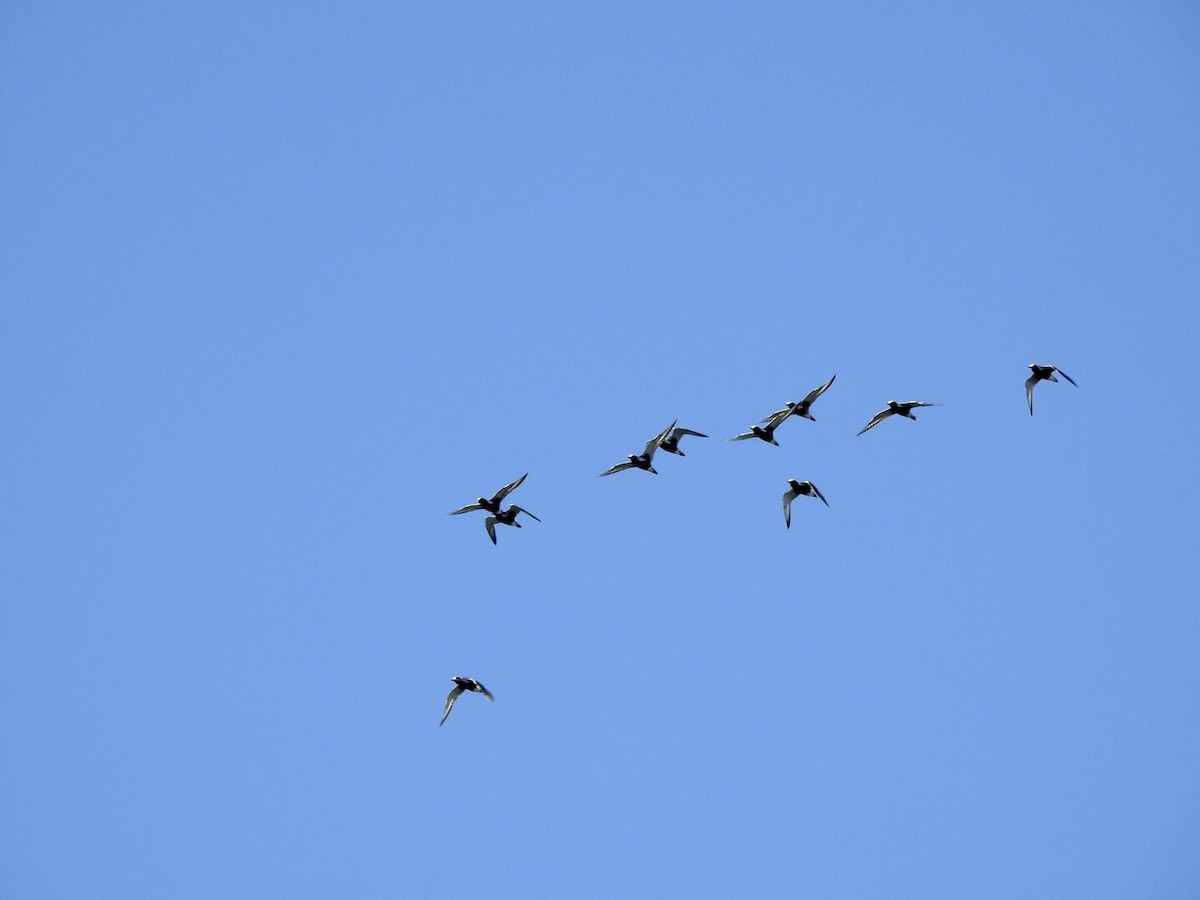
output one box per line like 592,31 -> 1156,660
731,409 -> 792,446
658,426 -> 708,457
857,400 -> 941,436
760,374 -> 837,423
1024,364 -> 1077,415
782,479 -> 828,528
449,473 -> 528,516
440,676 -> 494,726
599,420 -> 677,476
484,504 -> 539,544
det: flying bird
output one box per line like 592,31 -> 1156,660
1025,364 -> 1077,415
782,479 -> 828,529
658,426 -> 708,457
440,676 -> 494,726
731,409 -> 792,446
760,374 -> 837,423
856,400 -> 941,436
450,473 -> 528,516
484,504 -> 540,544
599,420 -> 677,476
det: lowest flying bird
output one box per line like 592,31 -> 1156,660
439,676 -> 494,726
782,479 -> 828,529
1024,364 -> 1077,415
484,504 -> 540,545
599,420 -> 677,476
856,400 -> 942,436
449,472 -> 528,516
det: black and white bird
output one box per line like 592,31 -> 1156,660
449,473 -> 528,516
440,676 -> 494,726
856,400 -> 941,436
782,479 -> 828,529
657,426 -> 708,457
484,504 -> 539,544
599,420 -> 677,476
1024,364 -> 1077,415
760,374 -> 837,423
731,409 -> 792,446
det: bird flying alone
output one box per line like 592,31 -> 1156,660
440,676 -> 494,726
1025,364 -> 1077,415
856,400 -> 941,436
450,473 -> 528,516
760,374 -> 837,423
782,479 -> 828,529
599,420 -> 677,476
484,504 -> 539,544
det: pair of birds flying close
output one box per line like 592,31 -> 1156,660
599,420 -> 708,476
731,374 -> 836,445
449,473 -> 539,544
440,676 -> 493,726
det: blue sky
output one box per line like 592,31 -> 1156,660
2,2 -> 1199,897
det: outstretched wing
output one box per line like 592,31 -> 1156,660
730,430 -> 757,442
782,489 -> 795,529
900,401 -> 939,410
449,503 -> 484,515
485,517 -> 499,544
802,373 -> 836,407
671,427 -> 707,440
511,505 -> 540,523
475,683 -> 495,702
440,684 -> 465,726
643,419 -> 678,460
760,403 -> 795,423
1055,368 -> 1077,387
857,408 -> 893,436
808,482 -> 829,507
1024,375 -> 1038,415
599,461 -> 635,477
491,472 -> 528,503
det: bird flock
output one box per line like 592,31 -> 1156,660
439,363 -> 1077,724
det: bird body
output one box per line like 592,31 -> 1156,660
856,400 -> 941,436
1025,364 -> 1077,415
440,676 -> 494,726
782,479 -> 828,528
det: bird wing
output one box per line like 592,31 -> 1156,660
730,430 -> 757,441
802,373 -> 836,406
672,427 -> 707,440
856,408 -> 893,435
765,407 -> 795,429
449,503 -> 484,515
1024,375 -> 1038,415
512,505 -> 540,522
492,472 -> 528,503
782,489 -> 795,528
900,401 -> 939,410
599,461 -> 635,476
485,517 -> 499,544
440,684 -> 465,726
476,683 -> 494,702
1055,368 -> 1077,387
642,420 -> 678,460
808,482 -> 829,507
760,403 -> 794,423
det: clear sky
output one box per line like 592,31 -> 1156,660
2,2 -> 1199,897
